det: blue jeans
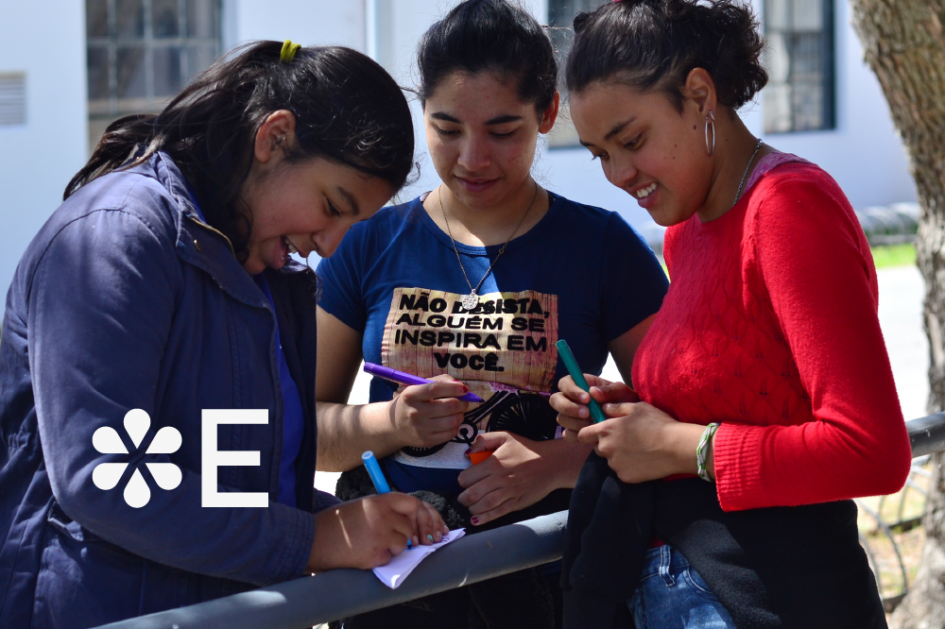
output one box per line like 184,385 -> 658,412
628,545 -> 736,629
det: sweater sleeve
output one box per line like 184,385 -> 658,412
712,171 -> 912,511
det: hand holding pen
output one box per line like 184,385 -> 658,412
308,485 -> 448,571
363,363 -> 477,450
550,339 -> 641,441
364,363 -> 483,402
361,451 -> 446,549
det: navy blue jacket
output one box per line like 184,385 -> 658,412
0,153 -> 328,628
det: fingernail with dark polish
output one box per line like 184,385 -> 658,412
471,516 -> 480,525
462,385 -> 469,393
464,448 -> 471,455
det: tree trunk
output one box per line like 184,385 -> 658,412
847,1 -> 945,626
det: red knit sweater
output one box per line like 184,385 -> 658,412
632,161 -> 912,512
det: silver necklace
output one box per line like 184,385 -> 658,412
438,183 -> 540,311
733,138 -> 764,207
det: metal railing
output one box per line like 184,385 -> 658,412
905,411 -> 945,456
91,411 -> 945,628
94,510 -> 567,628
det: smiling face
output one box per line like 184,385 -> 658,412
237,109 -> 394,275
240,156 -> 393,275
569,81 -> 713,227
423,71 -> 557,210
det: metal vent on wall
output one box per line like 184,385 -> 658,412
0,73 -> 27,126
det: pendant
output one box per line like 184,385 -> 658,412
461,290 -> 479,311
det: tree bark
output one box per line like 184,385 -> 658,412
847,0 -> 945,626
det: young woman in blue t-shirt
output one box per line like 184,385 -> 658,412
316,2 -> 668,626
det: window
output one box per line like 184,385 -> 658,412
547,0 -> 608,148
86,0 -> 222,150
763,0 -> 835,133
0,73 -> 27,127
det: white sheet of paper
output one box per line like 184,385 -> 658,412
372,528 -> 466,589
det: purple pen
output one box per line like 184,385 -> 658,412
363,362 -> 484,403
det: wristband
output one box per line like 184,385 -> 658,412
696,423 -> 720,482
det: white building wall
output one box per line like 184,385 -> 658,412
540,0 -> 917,231
0,0 -> 87,294
222,0 -> 366,52
0,0 -> 920,292
742,0 -> 916,211
367,0 -> 446,204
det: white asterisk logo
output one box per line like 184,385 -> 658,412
91,409 -> 183,508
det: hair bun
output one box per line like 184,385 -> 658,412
566,0 -> 767,110
572,11 -> 592,34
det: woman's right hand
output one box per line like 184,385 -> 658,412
550,374 -> 640,441
308,493 -> 449,572
390,374 -> 469,449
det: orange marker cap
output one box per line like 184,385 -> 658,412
469,451 -> 493,465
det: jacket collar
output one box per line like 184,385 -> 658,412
143,152 -> 310,308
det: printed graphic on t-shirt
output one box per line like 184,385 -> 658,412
381,287 -> 559,468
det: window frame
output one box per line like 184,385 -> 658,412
86,0 -> 222,149
762,0 -> 836,134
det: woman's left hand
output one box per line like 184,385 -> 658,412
456,432 -> 572,526
577,401 -> 705,483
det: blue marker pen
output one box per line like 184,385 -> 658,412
556,339 -> 607,423
362,450 -> 392,494
362,450 -> 410,547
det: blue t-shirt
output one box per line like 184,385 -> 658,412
317,192 -> 668,494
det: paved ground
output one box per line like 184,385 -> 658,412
314,265 -> 930,494
877,265 -> 929,422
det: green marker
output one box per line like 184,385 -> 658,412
556,339 -> 607,423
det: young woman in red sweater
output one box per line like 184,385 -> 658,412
550,0 -> 912,627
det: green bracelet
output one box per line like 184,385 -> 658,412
696,423 -> 720,482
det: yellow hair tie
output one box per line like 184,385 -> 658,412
280,39 -> 301,63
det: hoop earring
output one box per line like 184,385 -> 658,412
705,110 -> 716,156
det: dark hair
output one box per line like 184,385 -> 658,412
66,42 -> 415,262
418,0 -> 557,113
565,0 -> 767,111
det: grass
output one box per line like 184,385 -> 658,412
871,244 -> 917,269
